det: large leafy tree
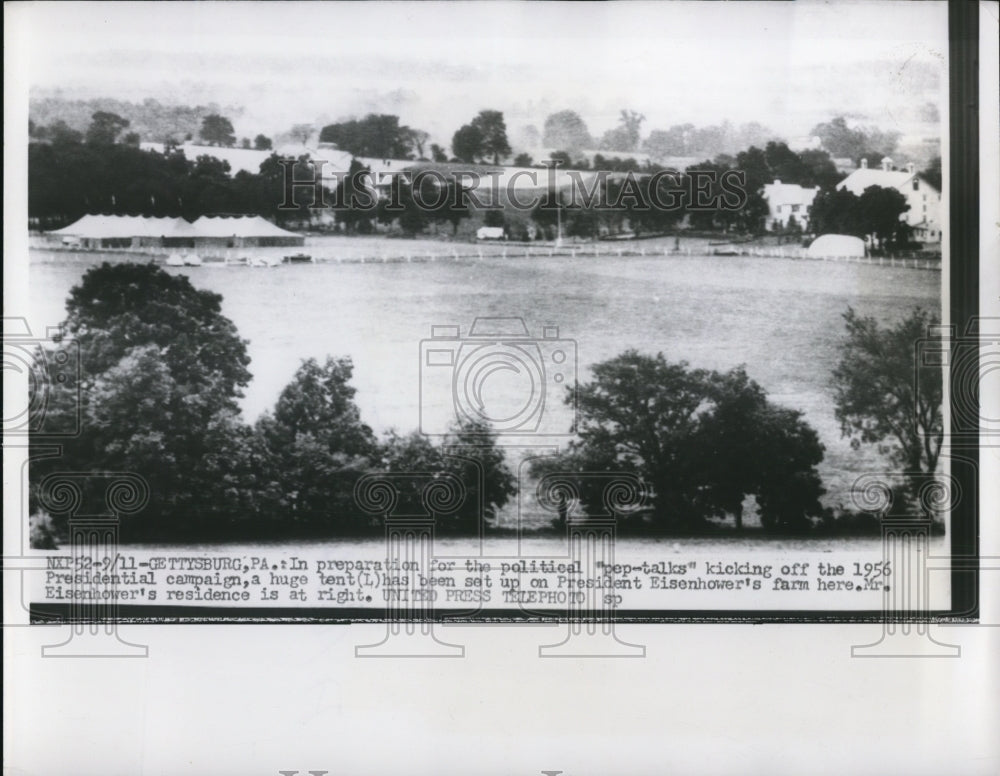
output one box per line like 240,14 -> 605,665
451,123 -> 485,164
797,149 -> 841,189
810,116 -> 900,164
832,307 -> 943,507
377,173 -> 469,237
533,351 -> 826,532
810,185 -> 909,249
600,109 -> 646,153
763,141 -> 810,185
449,109 -> 511,165
692,368 -> 825,531
685,158 -> 743,232
427,178 -> 470,235
643,126 -> 694,159
543,110 -> 593,153
380,418 -> 516,533
256,153 -> 331,226
620,172 -> 687,238
857,185 -> 910,249
809,187 -> 864,237
376,177 -> 430,235
200,113 -> 236,147
30,262 -> 255,540
470,110 -> 512,165
332,159 -> 376,234
531,188 -> 570,239
548,150 -> 573,168
734,145 -> 770,195
85,111 -> 130,146
406,128 -> 430,159
319,114 -> 417,159
255,357 -> 378,533
44,119 -> 84,145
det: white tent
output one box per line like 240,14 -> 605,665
50,214 -> 197,239
190,215 -> 301,239
47,214 -> 301,246
807,234 -> 866,258
48,215 -> 199,248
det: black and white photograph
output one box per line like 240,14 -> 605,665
13,0 -> 957,619
4,1 -> 997,774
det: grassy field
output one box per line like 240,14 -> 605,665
30,240 -> 940,522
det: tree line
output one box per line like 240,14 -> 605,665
29,263 -> 942,547
28,263 -> 513,543
29,96 -> 241,147
28,109 -> 934,246
525,111 -> 911,166
28,141 -> 327,230
32,98 -> 921,170
29,111 -> 332,229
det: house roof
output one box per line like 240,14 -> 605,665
836,168 -> 930,196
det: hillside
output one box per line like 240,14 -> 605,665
29,95 -> 245,144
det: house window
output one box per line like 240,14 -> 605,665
791,204 -> 800,212
913,179 -> 919,191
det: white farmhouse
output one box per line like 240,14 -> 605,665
836,156 -> 941,243
762,180 -> 819,231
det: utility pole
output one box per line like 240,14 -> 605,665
555,188 -> 563,249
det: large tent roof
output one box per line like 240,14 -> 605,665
50,214 -> 197,239
49,214 -> 297,240
190,215 -> 300,238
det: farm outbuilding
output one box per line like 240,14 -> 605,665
476,226 -> 506,240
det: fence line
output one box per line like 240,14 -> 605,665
29,243 -> 942,271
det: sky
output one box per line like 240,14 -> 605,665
15,1 -> 947,146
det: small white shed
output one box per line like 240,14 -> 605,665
476,226 -> 505,241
